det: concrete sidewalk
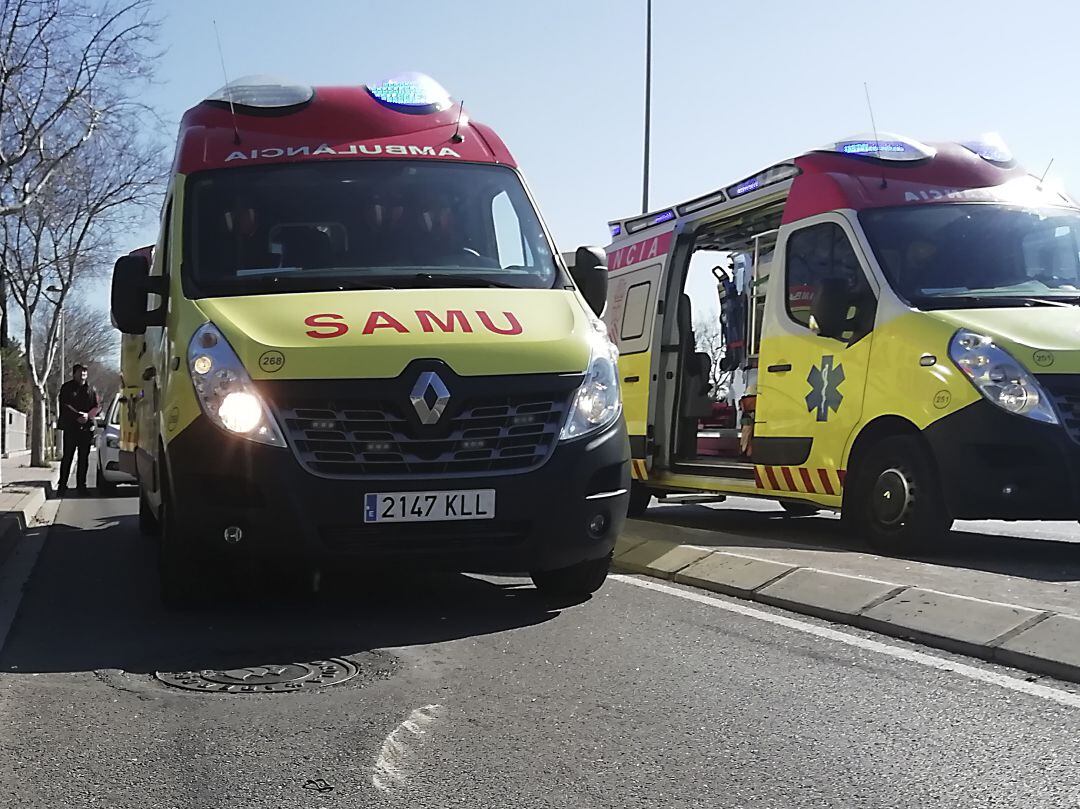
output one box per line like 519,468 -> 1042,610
0,452 -> 58,566
616,513 -> 1080,685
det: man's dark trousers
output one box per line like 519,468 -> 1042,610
59,428 -> 93,490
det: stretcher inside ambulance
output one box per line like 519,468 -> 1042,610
605,133 -> 1080,551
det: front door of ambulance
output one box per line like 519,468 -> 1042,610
755,216 -> 878,489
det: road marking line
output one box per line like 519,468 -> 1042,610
371,703 -> 443,794
611,574 -> 1080,709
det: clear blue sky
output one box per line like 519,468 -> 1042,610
121,0 -> 1079,265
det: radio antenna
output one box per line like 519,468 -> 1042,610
1040,157 -> 1055,184
864,81 -> 887,189
213,20 -> 241,145
450,100 -> 465,144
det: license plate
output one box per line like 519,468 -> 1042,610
363,490 -> 496,523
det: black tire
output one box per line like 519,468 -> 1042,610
843,435 -> 952,554
158,496 -> 201,608
627,482 -> 653,518
531,553 -> 611,596
780,500 -> 819,517
96,465 -> 116,495
138,491 -> 160,536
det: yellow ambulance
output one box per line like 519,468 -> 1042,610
110,74 -> 628,603
605,133 -> 1080,551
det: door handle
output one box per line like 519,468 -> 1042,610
623,375 -> 641,383
766,363 -> 792,373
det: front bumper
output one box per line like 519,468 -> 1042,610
924,399 -> 1080,519
163,414 -> 630,573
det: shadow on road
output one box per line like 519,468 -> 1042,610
640,503 -> 1080,583
0,504 -> 576,675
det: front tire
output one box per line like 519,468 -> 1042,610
138,492 -> 160,536
627,482 -> 653,518
531,553 -> 611,596
844,435 -> 952,554
96,466 -> 116,495
158,497 -> 201,608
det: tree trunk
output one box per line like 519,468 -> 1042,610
30,384 -> 49,468
0,276 -> 8,350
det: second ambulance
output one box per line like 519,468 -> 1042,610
605,133 -> 1080,551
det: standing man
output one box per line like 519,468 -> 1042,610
58,364 -> 101,494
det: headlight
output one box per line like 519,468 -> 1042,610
188,323 -> 287,445
560,320 -> 622,441
105,436 -> 119,449
948,329 -> 1058,424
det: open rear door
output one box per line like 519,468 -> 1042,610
600,222 -> 678,481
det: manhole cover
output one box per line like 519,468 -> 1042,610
155,658 -> 359,693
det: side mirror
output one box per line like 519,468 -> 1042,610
111,255 -> 165,335
810,278 -> 851,340
570,246 -> 608,317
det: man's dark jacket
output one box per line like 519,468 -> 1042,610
58,381 -> 101,431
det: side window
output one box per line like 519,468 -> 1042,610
491,191 -> 526,268
620,281 -> 651,341
785,222 -> 875,338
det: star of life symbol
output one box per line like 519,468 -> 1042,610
806,355 -> 845,422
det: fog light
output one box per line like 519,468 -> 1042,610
1002,485 -> 1016,496
588,513 -> 609,536
223,525 -> 243,544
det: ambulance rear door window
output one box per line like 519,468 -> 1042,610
621,281 -> 651,341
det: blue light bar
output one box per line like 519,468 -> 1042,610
610,223 -> 622,237
726,164 -> 800,198
367,72 -> 453,113
625,208 -> 676,235
961,133 -> 1013,165
819,132 -> 935,162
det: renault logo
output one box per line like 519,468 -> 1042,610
410,371 -> 451,425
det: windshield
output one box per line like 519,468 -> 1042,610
859,204 -> 1080,307
183,161 -> 560,297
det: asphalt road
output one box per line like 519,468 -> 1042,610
1,491 -> 1079,808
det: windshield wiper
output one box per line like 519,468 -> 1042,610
911,294 -> 1079,309
407,273 -> 516,289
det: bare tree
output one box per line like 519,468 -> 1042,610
0,0 -> 157,343
694,315 -> 729,400
0,0 -> 159,217
3,125 -> 163,465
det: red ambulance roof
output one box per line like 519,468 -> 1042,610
782,139 -> 1037,224
173,74 -> 515,175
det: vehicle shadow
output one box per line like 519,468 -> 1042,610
0,512 -> 580,675
638,503 -> 1080,583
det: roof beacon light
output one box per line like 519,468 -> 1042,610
367,72 -> 453,113
821,132 -> 936,162
961,132 -> 1014,165
206,75 -> 314,109
727,164 -> 801,198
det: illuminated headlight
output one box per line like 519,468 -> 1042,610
560,320 -> 622,441
948,330 -> 1058,424
188,323 -> 286,445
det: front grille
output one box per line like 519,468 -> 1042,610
1039,374 -> 1080,443
320,520 -> 529,553
262,368 -> 579,479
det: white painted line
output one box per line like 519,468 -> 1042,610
371,703 -> 443,794
612,574 -> 1080,709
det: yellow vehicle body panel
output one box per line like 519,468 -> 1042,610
617,351 -> 652,439
196,288 -> 592,381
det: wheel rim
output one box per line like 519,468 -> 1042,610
871,467 -> 914,527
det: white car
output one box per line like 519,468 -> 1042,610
96,395 -> 136,492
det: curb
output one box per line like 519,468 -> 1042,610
614,521 -> 1080,685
